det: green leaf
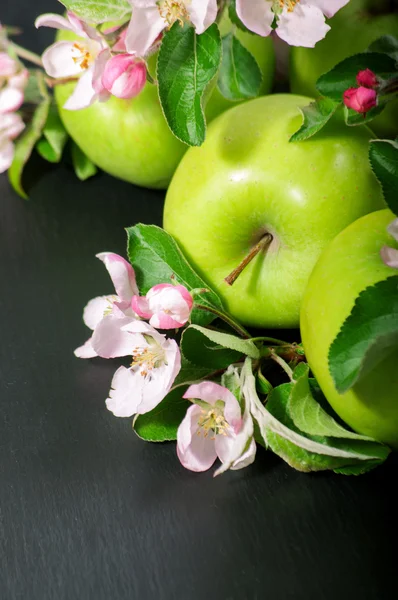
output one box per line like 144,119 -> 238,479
172,355 -> 217,389
180,325 -> 242,370
329,277 -> 398,393
126,224 -> 224,326
133,387 -> 188,442
24,69 -> 45,104
368,35 -> 398,62
289,365 -> 371,440
59,0 -> 131,23
218,32 -> 262,102
157,22 -> 222,146
289,97 -> 340,142
36,105 -> 68,163
228,0 -> 252,33
186,325 -> 260,359
369,139 -> 398,216
8,84 -> 51,199
242,359 -> 389,474
221,365 -> 242,401
71,142 -> 98,181
316,53 -> 397,102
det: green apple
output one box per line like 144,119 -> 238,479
55,21 -> 275,189
301,209 -> 398,447
290,0 -> 398,138
163,94 -> 385,329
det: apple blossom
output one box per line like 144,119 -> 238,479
381,219 -> 398,270
343,86 -> 377,114
236,0 -> 349,48
106,321 -> 181,417
35,12 -> 111,110
177,380 -> 256,474
74,252 -> 139,359
0,111 -> 25,173
102,54 -> 147,100
357,69 -> 378,89
125,0 -> 218,56
132,283 -> 193,329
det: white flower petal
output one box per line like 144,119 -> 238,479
235,0 -> 274,37
63,68 -> 97,110
42,41 -> 84,78
106,366 -> 143,417
0,137 -> 14,173
82,295 -> 114,330
387,218 -> 398,242
231,437 -> 257,471
276,4 -> 330,48
96,252 -> 138,303
189,0 -> 218,34
380,246 -> 398,270
91,314 -> 137,358
304,0 -> 350,19
125,6 -> 165,56
0,87 -> 24,113
35,13 -> 75,31
177,405 -> 218,472
74,337 -> 98,358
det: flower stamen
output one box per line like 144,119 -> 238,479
158,0 -> 189,28
72,42 -> 93,71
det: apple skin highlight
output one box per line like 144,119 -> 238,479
163,94 -> 385,328
301,209 -> 398,448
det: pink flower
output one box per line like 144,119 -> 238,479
132,283 -> 193,329
177,380 -> 256,475
35,12 -> 111,110
0,111 -> 25,173
106,321 -> 181,417
74,252 -> 139,359
356,69 -> 378,89
125,0 -> 218,56
236,0 -> 349,48
102,54 -> 147,99
343,86 -> 377,114
381,218 -> 398,270
0,53 -> 28,114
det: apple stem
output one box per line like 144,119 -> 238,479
8,42 -> 43,67
270,352 -> 294,381
224,233 -> 273,287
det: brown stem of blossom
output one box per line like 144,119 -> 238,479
224,233 -> 273,287
46,76 -> 79,88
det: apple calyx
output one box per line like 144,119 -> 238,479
224,233 -> 273,286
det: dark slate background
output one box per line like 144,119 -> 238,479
1,2 -> 396,598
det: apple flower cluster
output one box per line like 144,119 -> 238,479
75,252 -> 259,474
343,69 -> 379,115
0,25 -> 28,172
35,12 -> 148,110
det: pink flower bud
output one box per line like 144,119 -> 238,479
343,86 -> 377,114
102,54 -> 146,100
356,68 -> 378,89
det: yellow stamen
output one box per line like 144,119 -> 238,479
279,0 -> 299,12
72,42 -> 93,71
131,342 -> 166,376
197,405 -> 229,439
158,0 -> 189,28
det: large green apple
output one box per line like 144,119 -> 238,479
301,209 -> 398,448
290,0 -> 398,138
55,21 -> 275,189
163,94 -> 385,329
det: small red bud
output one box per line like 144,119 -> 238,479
343,86 -> 377,115
356,69 -> 378,89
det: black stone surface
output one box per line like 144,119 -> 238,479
1,2 -> 397,599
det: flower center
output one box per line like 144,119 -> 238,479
197,402 -> 229,438
131,340 -> 166,377
158,0 -> 189,27
277,0 -> 299,12
103,295 -> 118,316
72,42 -> 94,71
